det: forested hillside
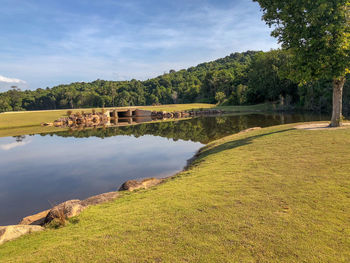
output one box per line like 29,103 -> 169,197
0,50 -> 349,114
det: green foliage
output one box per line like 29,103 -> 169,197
235,84 -> 248,105
0,51 -> 257,112
247,50 -> 298,104
298,79 -> 333,112
253,0 -> 350,82
224,84 -> 249,105
0,49 -> 349,115
214,91 -> 226,104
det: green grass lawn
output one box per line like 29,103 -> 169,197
0,103 -> 214,137
1,123 -> 349,262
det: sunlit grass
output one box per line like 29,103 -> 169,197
1,123 -> 349,262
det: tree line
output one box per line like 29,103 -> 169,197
0,50 -> 349,114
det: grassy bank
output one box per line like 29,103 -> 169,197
0,103 -> 214,137
1,123 -> 349,262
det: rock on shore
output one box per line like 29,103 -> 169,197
19,209 -> 50,225
1,179 -> 161,245
119,178 -> 163,191
0,225 -> 44,245
18,192 -> 121,227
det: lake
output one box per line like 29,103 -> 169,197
0,113 -> 328,225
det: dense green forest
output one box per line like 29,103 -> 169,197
0,50 -> 349,114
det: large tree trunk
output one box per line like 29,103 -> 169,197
330,77 -> 346,127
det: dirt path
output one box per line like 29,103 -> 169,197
295,122 -> 350,130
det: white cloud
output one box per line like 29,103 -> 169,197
0,75 -> 28,91
0,140 -> 32,151
0,75 -> 26,84
0,0 -> 279,89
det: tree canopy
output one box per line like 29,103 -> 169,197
254,0 -> 349,81
253,0 -> 350,126
0,50 -> 349,116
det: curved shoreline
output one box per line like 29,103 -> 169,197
1,125 -> 253,245
2,121 -> 348,245
1,122 -> 350,262
5,127 -> 263,228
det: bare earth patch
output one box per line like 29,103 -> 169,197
295,122 -> 350,130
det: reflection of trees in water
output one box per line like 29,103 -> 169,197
44,114 -> 327,144
14,135 -> 26,142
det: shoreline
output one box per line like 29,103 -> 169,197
2,120 -> 349,228
0,125 -> 263,245
1,122 -> 350,261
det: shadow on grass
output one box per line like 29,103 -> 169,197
193,128 -> 295,164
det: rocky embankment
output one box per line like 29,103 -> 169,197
0,178 -> 163,245
50,111 -> 109,127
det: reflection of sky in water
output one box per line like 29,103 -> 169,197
0,139 -> 32,151
0,113 -> 329,225
0,134 -> 202,225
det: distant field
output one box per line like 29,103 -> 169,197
1,123 -> 349,262
0,104 -> 214,137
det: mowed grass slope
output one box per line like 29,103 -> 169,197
1,124 -> 350,262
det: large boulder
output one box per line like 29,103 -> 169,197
0,225 -> 44,245
44,200 -> 85,224
119,180 -> 139,191
119,178 -> 163,192
19,209 -> 50,226
81,192 -> 120,207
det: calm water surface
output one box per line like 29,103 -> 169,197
0,113 -> 328,225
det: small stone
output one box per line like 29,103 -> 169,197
119,178 -> 163,192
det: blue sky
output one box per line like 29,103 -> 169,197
0,0 -> 278,91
